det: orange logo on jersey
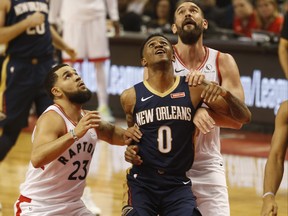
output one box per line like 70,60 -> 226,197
170,92 -> 185,99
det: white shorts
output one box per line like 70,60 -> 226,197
187,159 -> 230,216
62,16 -> 110,62
14,195 -> 94,216
192,183 -> 230,216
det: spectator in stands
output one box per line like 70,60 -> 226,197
232,0 -> 260,37
119,0 -> 148,32
145,0 -> 174,34
196,0 -> 234,30
216,0 -> 232,8
278,4 -> 288,78
255,0 -> 284,35
126,0 -> 149,15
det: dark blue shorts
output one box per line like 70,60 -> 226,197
122,167 -> 202,216
0,55 -> 54,128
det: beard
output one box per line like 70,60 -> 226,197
64,89 -> 92,104
176,21 -> 203,45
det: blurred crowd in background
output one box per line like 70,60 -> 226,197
119,0 -> 287,41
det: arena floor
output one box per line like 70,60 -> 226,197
0,116 -> 287,216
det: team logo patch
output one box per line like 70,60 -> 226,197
170,92 -> 185,99
202,64 -> 215,73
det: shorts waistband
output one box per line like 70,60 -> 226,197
132,166 -> 186,177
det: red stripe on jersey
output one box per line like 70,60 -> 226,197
15,195 -> 32,216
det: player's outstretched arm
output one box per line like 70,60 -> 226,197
261,100 -> 288,216
50,25 -> 77,61
96,122 -> 142,146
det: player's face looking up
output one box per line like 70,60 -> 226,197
52,66 -> 92,104
141,36 -> 174,67
172,2 -> 208,44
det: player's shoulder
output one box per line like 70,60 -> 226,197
34,110 -> 65,136
217,51 -> 238,74
217,51 -> 234,61
38,108 -> 65,124
0,0 -> 10,11
277,100 -> 288,119
120,86 -> 136,106
121,86 -> 135,98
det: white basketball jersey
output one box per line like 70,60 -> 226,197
19,104 -> 98,203
59,0 -> 119,22
173,47 -> 226,186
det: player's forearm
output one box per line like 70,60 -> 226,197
0,19 -> 30,43
222,91 -> 251,124
50,26 -> 69,51
207,109 -> 242,129
111,126 -> 127,146
31,133 -> 75,168
263,157 -> 284,195
97,121 -> 127,146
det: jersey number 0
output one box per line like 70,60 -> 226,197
157,126 -> 172,153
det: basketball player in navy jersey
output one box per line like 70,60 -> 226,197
120,34 -> 251,216
126,1 -> 250,215
14,63 -> 142,215
0,0 -> 76,162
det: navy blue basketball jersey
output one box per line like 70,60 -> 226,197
5,0 -> 53,58
133,76 -> 196,175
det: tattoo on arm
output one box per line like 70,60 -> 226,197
223,91 -> 251,123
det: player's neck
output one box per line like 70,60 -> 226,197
146,72 -> 175,93
54,100 -> 83,123
174,42 -> 206,70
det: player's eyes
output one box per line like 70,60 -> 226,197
148,43 -> 154,48
178,9 -> 184,15
64,74 -> 72,79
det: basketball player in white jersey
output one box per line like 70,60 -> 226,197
125,1 -> 248,215
14,64 -> 142,216
49,0 -> 120,122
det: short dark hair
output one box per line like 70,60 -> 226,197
174,0 -> 205,20
44,63 -> 69,99
139,33 -> 172,59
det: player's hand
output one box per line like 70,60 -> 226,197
26,12 -> 45,28
185,70 -> 205,86
73,111 -> 101,139
64,47 -> 77,62
261,196 -> 278,216
125,145 -> 143,165
123,125 -> 142,145
193,108 -> 215,134
112,20 -> 121,36
201,81 -> 227,103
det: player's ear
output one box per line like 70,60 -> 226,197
172,53 -> 175,62
51,87 -> 62,97
141,58 -> 148,67
203,19 -> 208,30
172,24 -> 177,34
